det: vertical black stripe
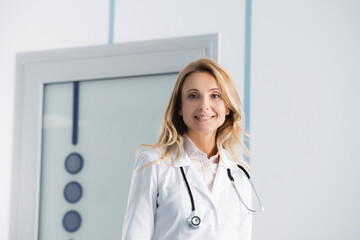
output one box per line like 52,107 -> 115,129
72,82 -> 79,145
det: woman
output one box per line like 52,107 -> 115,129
122,58 -> 253,240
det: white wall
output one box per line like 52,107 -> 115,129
0,0 -> 246,239
251,0 -> 360,239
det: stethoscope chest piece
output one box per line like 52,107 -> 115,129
188,213 -> 201,229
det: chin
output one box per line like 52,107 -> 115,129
189,128 -> 218,135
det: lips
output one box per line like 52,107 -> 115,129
194,115 -> 215,120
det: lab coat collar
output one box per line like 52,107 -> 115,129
173,146 -> 238,196
219,146 -> 251,173
172,143 -> 248,172
173,144 -> 250,196
172,148 -> 191,167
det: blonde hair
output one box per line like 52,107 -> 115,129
138,58 -> 251,171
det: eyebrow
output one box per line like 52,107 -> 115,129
210,88 -> 220,91
186,88 -> 220,92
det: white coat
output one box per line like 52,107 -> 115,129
122,147 -> 252,240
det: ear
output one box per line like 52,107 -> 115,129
226,107 -> 230,116
179,108 -> 182,116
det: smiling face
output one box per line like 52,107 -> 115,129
179,71 -> 230,138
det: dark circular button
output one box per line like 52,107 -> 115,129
64,181 -> 83,203
63,210 -> 81,232
65,153 -> 83,174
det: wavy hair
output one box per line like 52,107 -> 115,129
138,58 -> 251,171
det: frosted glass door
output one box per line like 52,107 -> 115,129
39,74 -> 177,239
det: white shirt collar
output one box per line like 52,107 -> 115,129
183,134 -> 219,161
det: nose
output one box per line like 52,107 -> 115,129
199,97 -> 210,111
199,105 -> 210,111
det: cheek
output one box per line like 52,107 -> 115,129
181,102 -> 194,117
216,103 -> 228,117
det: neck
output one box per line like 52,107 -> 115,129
187,131 -> 218,158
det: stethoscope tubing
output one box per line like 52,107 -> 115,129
227,167 -> 265,214
180,167 -> 201,228
180,164 -> 264,227
180,167 -> 195,211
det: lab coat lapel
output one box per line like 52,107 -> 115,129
185,163 -> 210,194
174,149 -> 211,195
211,160 -> 232,195
211,148 -> 241,194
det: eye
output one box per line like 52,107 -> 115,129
188,94 -> 198,99
211,93 -> 220,99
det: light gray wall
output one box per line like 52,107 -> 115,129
251,0 -> 360,239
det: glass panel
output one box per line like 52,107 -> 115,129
39,74 -> 177,240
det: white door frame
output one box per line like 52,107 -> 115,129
10,33 -> 219,240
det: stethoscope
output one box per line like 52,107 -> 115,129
179,165 -> 264,229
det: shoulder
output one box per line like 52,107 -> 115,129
135,148 -> 167,169
138,148 -> 162,161
220,148 -> 236,165
220,148 -> 251,172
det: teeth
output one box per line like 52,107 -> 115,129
197,116 -> 212,119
